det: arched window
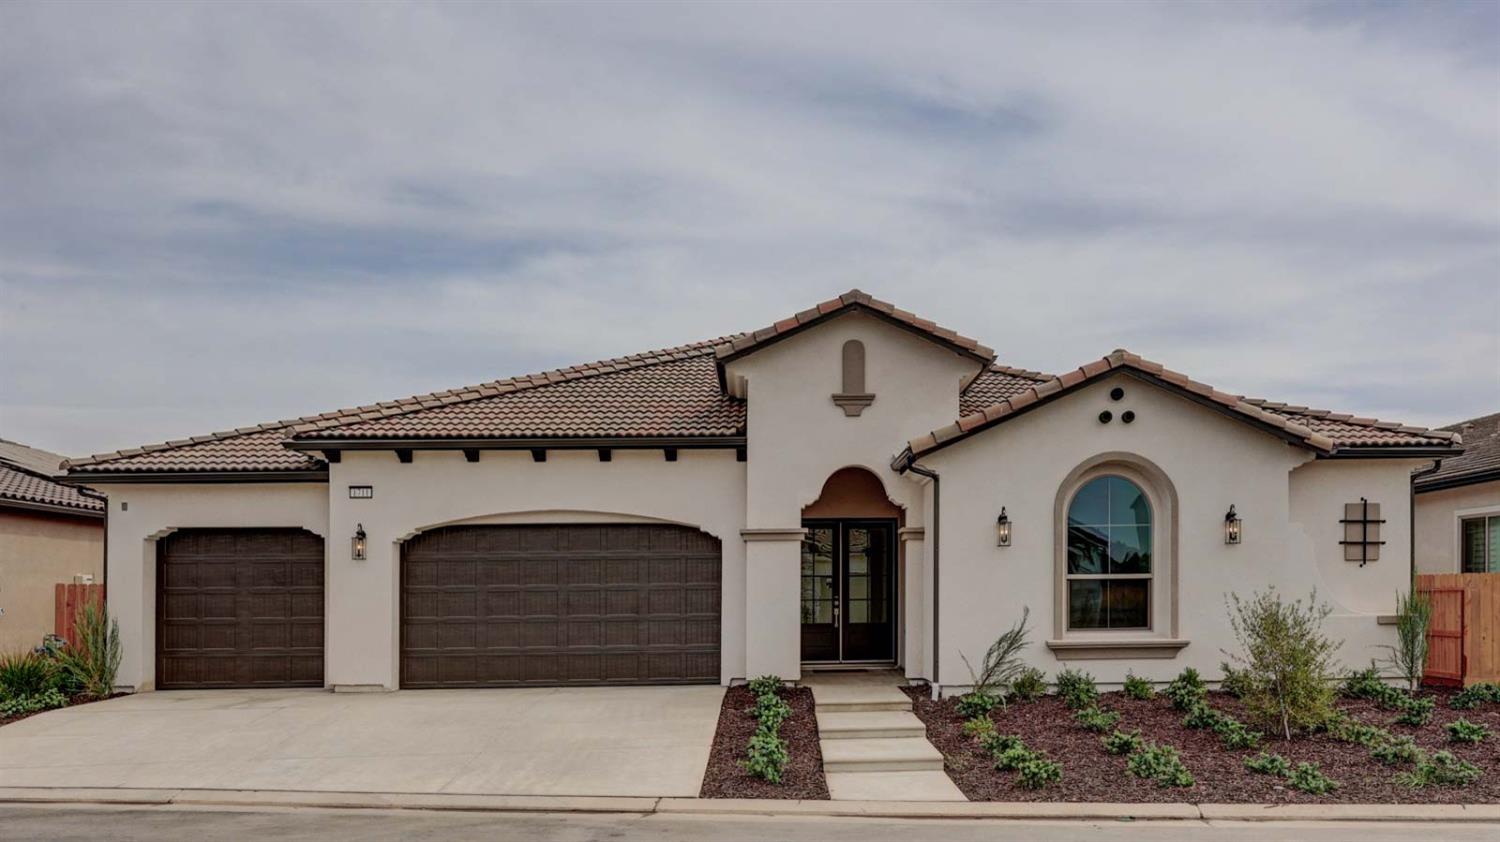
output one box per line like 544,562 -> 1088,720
1066,475 -> 1152,630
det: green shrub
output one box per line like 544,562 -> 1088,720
1123,672 -> 1155,700
1219,663 -> 1254,700
1381,590 -> 1431,694
956,692 -> 999,719
754,694 -> 791,731
963,715 -> 996,740
1224,589 -> 1341,740
1011,668 -> 1047,702
1326,714 -> 1390,748
1393,695 -> 1434,727
1015,756 -> 1063,789
1102,729 -> 1143,755
56,601 -> 121,700
993,742 -> 1038,771
1182,703 -> 1225,730
747,675 -> 783,698
1163,667 -> 1207,711
1371,735 -> 1421,766
1127,741 -> 1194,788
1341,665 -> 1387,700
1450,682 -> 1500,710
979,732 -> 1025,759
0,688 -> 66,718
1055,668 -> 1098,710
1074,705 -> 1120,733
1446,718 -> 1490,744
1213,718 -> 1262,751
0,650 -> 57,698
1397,751 -> 1482,788
742,731 -> 789,782
1288,762 -> 1338,795
1244,752 -> 1292,777
960,607 -> 1033,704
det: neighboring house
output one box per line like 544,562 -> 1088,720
1415,412 -> 1500,574
0,439 -> 105,651
63,290 -> 1461,694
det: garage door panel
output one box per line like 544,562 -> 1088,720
157,528 -> 324,690
402,524 -> 720,687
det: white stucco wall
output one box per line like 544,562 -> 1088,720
328,448 -> 746,688
94,482 -> 330,691
1414,480 -> 1500,574
919,373 -> 1419,690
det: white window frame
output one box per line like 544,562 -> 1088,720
1455,505 -> 1500,574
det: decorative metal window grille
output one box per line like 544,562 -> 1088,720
1339,498 -> 1385,566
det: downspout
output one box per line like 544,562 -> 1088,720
900,457 -> 941,700
1410,459 -> 1442,587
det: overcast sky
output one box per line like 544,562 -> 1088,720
2,1 -> 1496,458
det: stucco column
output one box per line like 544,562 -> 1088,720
742,530 -> 804,680
899,527 -> 926,681
324,506 -> 399,690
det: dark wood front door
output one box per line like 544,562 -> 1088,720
401,524 -> 721,687
800,519 -> 896,664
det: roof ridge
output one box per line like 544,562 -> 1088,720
288,334 -> 743,440
67,334 -> 744,468
986,363 -> 1052,382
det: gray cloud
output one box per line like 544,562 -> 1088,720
1,0 -> 1496,457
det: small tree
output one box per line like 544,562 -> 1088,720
1381,590 -> 1431,693
1224,589 -> 1341,741
960,607 -> 1031,706
57,601 -> 121,699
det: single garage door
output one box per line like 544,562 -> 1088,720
401,524 -> 721,688
157,528 -> 324,689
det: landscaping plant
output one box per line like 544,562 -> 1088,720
1397,751 -> 1482,788
1126,741 -> 1194,788
956,691 -> 999,719
1223,588 -> 1341,740
0,650 -> 57,698
1392,695 -> 1434,727
1446,718 -> 1490,744
1243,752 -> 1292,777
1212,717 -> 1262,751
979,731 -> 1024,759
1450,682 -> 1500,710
1010,668 -> 1047,702
1073,705 -> 1120,733
1122,671 -> 1154,700
1287,762 -> 1338,795
1102,729 -> 1143,755
1219,663 -> 1254,700
993,741 -> 1038,771
1015,756 -> 1063,789
746,675 -> 783,697
741,675 -> 791,783
1054,668 -> 1098,710
1163,667 -> 1206,711
963,715 -> 997,740
1370,735 -> 1422,766
0,688 -> 66,718
56,601 -> 121,700
959,607 -> 1032,710
1380,590 -> 1430,694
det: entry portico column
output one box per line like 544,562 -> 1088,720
741,528 -> 805,680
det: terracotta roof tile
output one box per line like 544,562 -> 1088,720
0,443 -> 104,513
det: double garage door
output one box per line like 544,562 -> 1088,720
157,524 -> 721,689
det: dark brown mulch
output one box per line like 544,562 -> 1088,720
699,685 -> 829,799
0,692 -> 125,729
906,685 -> 1500,803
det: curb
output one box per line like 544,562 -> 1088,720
0,787 -> 1496,822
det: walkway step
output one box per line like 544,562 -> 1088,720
808,684 -> 912,713
816,710 -> 926,740
819,737 -> 944,772
825,770 -> 966,801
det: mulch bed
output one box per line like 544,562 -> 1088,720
699,685 -> 829,799
906,685 -> 1500,803
0,692 -> 125,729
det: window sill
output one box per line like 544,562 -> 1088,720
1045,638 -> 1190,660
831,393 -> 876,417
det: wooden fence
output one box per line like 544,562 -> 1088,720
53,583 -> 104,649
1417,573 -> 1500,687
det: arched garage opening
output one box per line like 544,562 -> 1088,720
400,523 -> 722,688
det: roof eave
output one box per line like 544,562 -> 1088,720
62,470 -> 329,485
283,435 -> 747,452
0,497 -> 106,518
1414,466 -> 1500,493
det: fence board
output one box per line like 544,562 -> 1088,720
1417,573 -> 1500,687
53,583 -> 104,648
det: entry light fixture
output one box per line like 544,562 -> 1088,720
1224,505 -> 1242,545
996,507 -> 1012,547
352,523 -> 367,560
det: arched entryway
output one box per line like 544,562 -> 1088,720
800,468 -> 901,665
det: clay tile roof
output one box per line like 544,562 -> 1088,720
0,440 -> 104,513
902,350 -> 1459,464
1414,411 -> 1500,490
64,423 -> 329,475
959,365 -> 1053,416
714,288 -> 996,367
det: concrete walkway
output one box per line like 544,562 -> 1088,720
804,671 -> 965,802
0,686 -> 724,797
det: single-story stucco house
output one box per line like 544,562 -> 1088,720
0,439 -> 105,651
1415,411 -> 1499,575
63,290 -> 1464,695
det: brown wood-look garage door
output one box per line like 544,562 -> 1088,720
401,524 -> 721,688
157,528 -> 324,689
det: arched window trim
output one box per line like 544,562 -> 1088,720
1051,452 -> 1180,643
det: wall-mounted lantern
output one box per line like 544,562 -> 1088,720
996,507 -> 1012,547
352,523 -> 367,560
1224,505 -> 1242,545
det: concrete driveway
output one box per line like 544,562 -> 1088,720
0,686 -> 725,797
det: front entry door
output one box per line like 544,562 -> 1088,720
800,520 -> 896,664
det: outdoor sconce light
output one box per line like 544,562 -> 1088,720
996,507 -> 1012,547
1224,505 -> 1242,545
352,523 -> 367,560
